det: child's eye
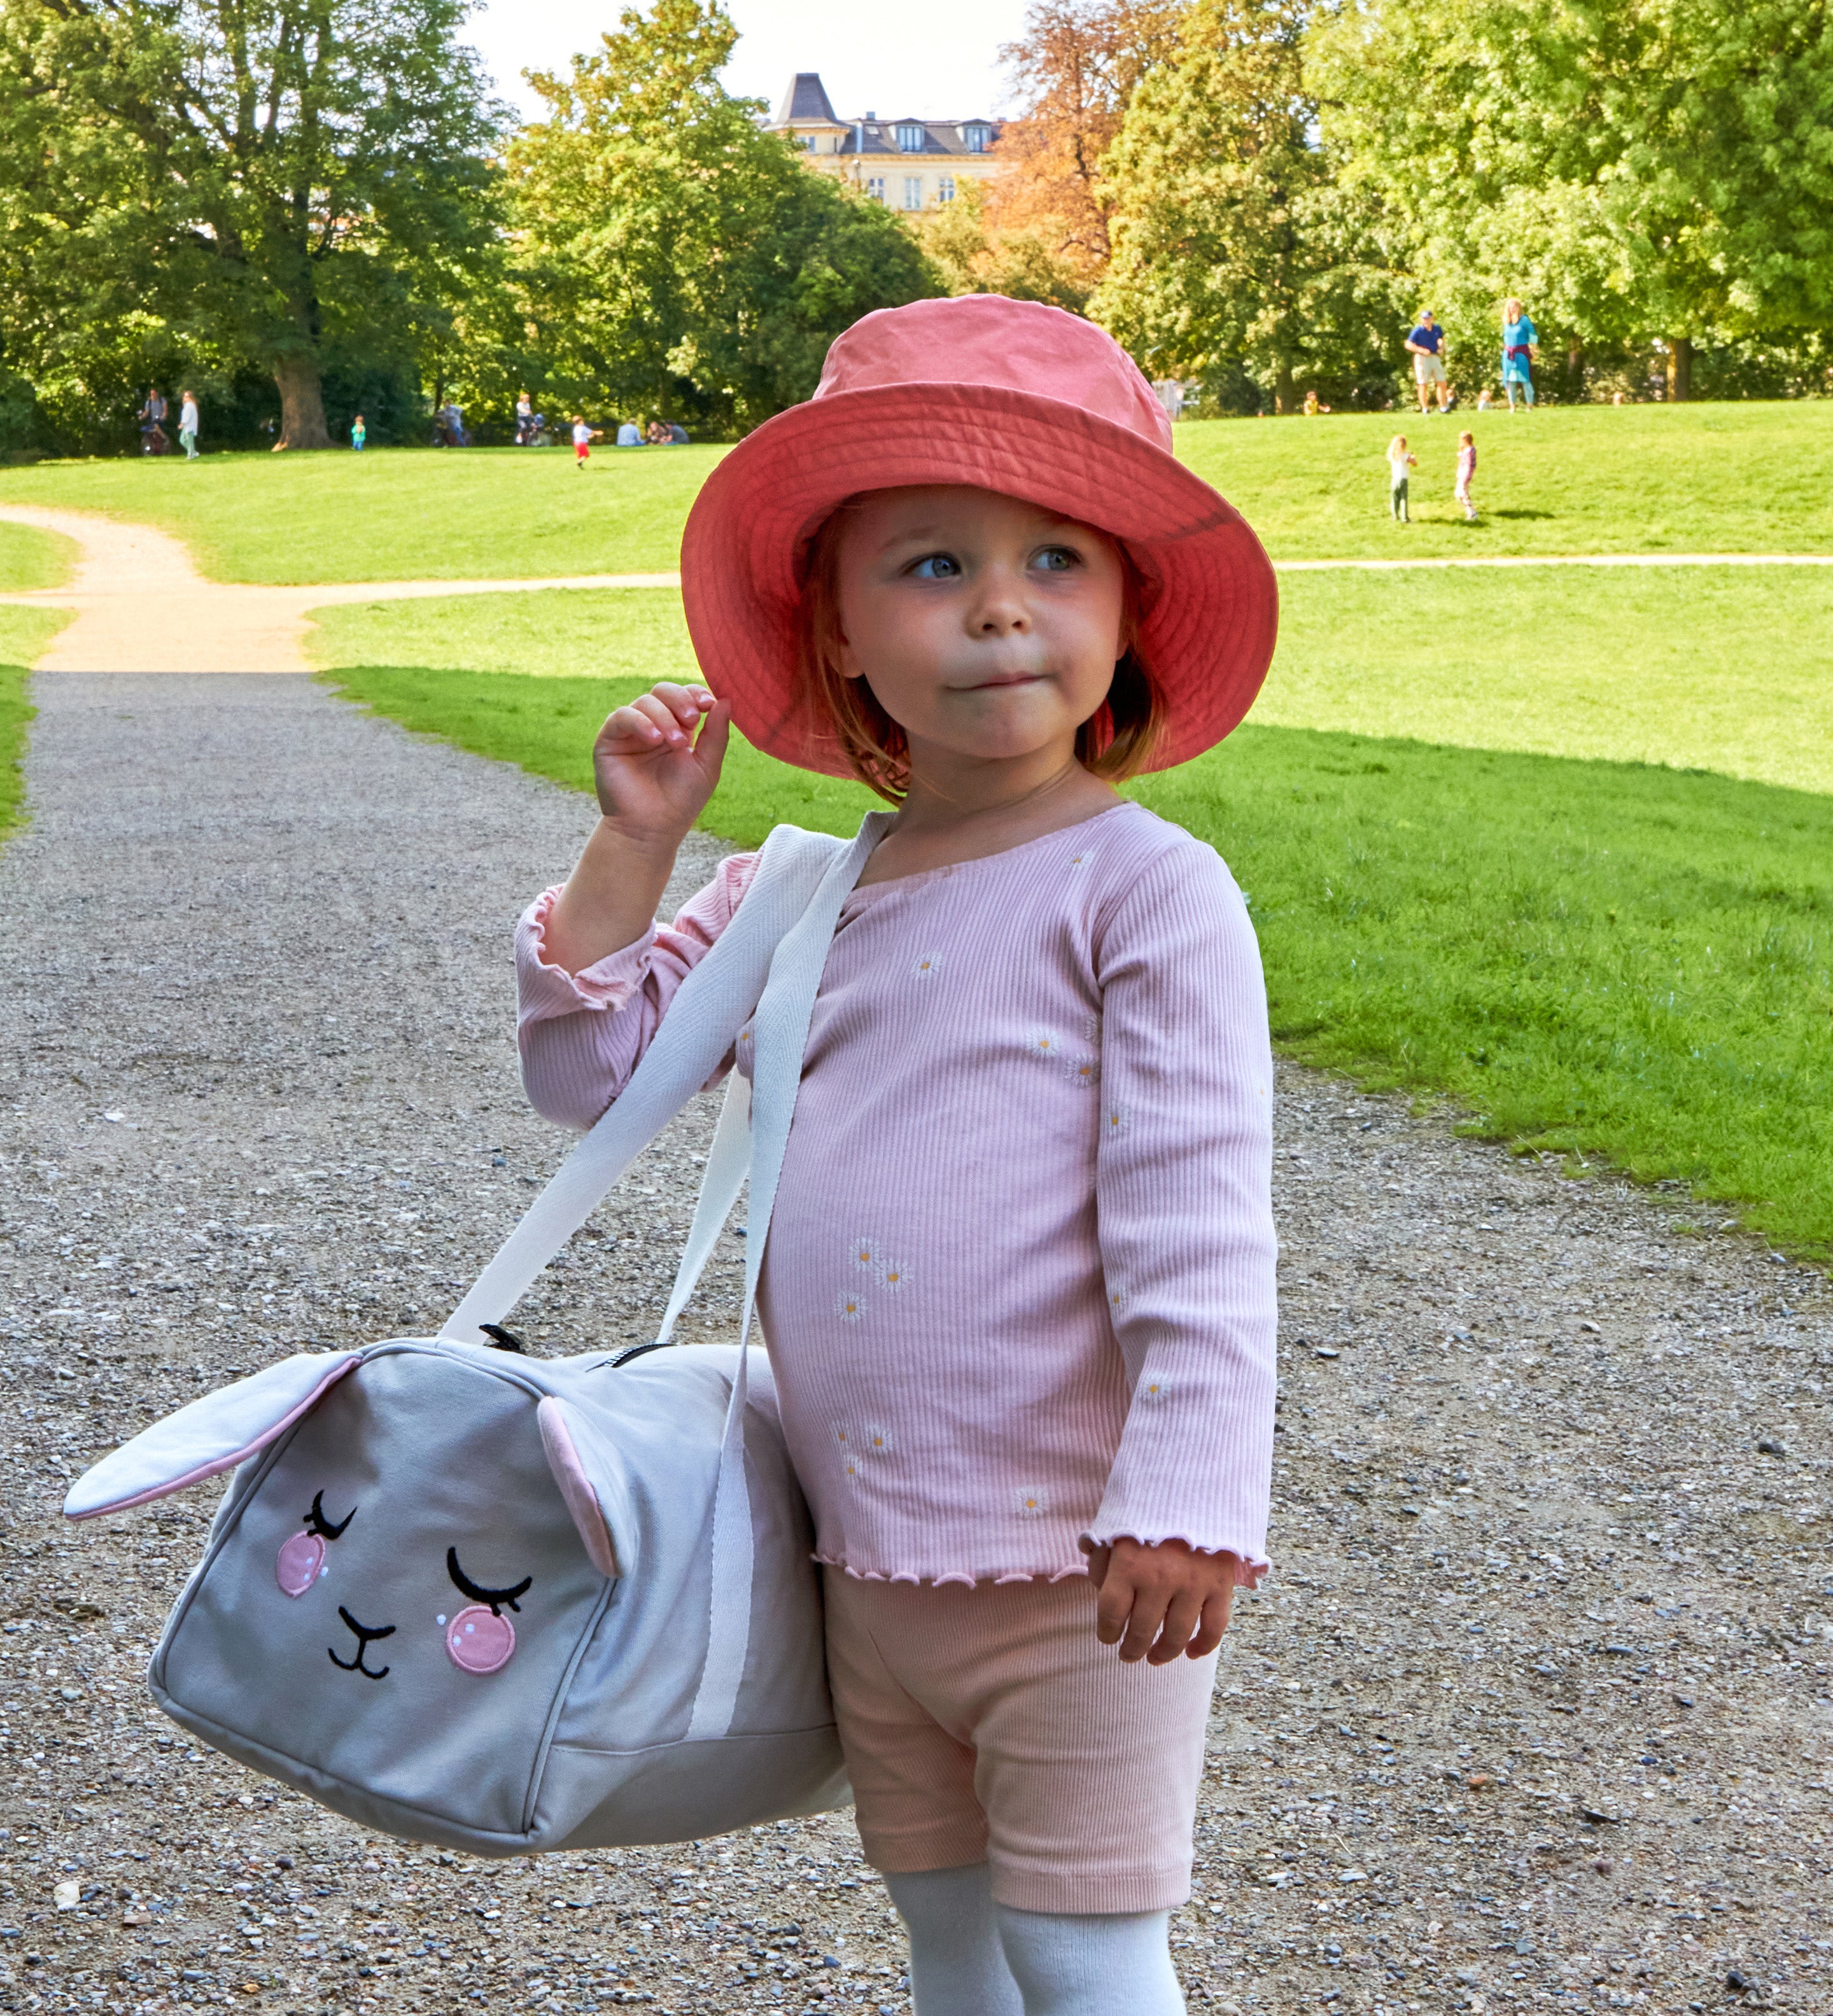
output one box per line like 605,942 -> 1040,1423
1032,546 -> 1081,573
909,553 -> 962,580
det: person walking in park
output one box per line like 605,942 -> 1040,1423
137,386 -> 168,454
1502,298 -> 1538,409
1405,310 -> 1452,415
1455,430 -> 1478,521
1387,433 -> 1417,521
572,416 -> 601,466
178,389 -> 199,461
350,412 -> 367,452
517,295 -> 1277,2016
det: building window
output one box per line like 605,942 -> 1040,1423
937,175 -> 955,204
803,135 -> 818,151
963,123 -> 990,153
866,176 -> 885,202
896,123 -> 925,152
902,176 -> 923,210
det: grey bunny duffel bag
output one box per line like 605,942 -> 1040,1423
62,816 -> 888,1856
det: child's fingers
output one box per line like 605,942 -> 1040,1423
1093,1568 -> 1139,1649
1146,1588 -> 1207,1665
691,699 -> 731,773
649,682 -> 715,731
1185,1586 -> 1235,1662
603,693 -> 694,748
1106,1579 -> 1173,1664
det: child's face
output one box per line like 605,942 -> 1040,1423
832,486 -> 1127,771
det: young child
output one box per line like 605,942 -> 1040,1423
1455,429 -> 1478,521
349,412 -> 366,452
572,414 -> 600,466
516,297 -> 1279,2015
1387,433 -> 1417,521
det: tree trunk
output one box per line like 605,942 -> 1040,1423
1666,337 -> 1693,403
1272,358 -> 1296,415
272,353 -> 332,450
1566,339 -> 1585,402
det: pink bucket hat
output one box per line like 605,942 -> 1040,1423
680,295 -> 1278,776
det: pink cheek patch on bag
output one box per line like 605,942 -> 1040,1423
276,1530 -> 327,1597
445,1605 -> 516,1674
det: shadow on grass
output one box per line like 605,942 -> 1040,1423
326,662 -> 1833,1261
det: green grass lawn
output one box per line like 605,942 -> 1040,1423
4,400 -> 1830,582
0,519 -> 76,591
0,447 -> 720,584
308,568 -> 1833,797
0,609 -> 66,836
313,579 -> 1832,1258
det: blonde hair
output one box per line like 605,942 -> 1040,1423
795,500 -> 1167,804
1388,433 -> 1409,454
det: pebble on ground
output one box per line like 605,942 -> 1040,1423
1,675 -> 1828,2016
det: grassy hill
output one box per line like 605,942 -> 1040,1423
1,400 -> 1829,580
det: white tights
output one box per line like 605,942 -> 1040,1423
885,1863 -> 1186,2016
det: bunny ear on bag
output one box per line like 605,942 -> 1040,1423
64,1352 -> 362,1522
537,1397 -> 633,1582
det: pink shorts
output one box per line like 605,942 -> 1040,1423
822,1571 -> 1218,1913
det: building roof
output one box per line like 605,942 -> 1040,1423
775,73 -> 840,126
766,74 -> 999,155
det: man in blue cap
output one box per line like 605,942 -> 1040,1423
1405,310 -> 1453,415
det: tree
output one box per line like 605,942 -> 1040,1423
1094,0 -> 1407,412
987,0 -> 1185,283
915,181 -> 1093,312
509,0 -> 940,431
1308,0 -> 1833,398
0,0 -> 505,447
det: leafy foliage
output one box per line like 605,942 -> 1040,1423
1309,0 -> 1833,396
509,0 -> 940,432
985,1 -> 1184,280
0,0 -> 507,447
1094,0 -> 1409,410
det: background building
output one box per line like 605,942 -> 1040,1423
766,73 -> 1004,212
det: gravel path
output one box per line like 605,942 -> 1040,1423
1,675 -> 1829,2016
0,507 -> 677,672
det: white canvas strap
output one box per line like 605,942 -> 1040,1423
683,818 -> 884,1739
439,811 -> 887,1743
440,819 -> 864,1347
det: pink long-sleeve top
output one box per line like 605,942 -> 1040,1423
517,802 -> 1278,1588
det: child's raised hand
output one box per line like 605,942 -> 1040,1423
590,683 -> 730,848
1086,1537 -> 1237,1664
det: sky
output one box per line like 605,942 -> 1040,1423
463,0 -> 1031,125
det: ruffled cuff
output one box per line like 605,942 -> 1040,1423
521,886 -> 656,1012
1078,1530 -> 1269,1590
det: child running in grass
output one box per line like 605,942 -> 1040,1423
1455,430 -> 1478,521
572,415 -> 601,467
516,296 -> 1279,2014
1387,433 -> 1417,521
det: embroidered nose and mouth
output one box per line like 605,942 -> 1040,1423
328,1606 -> 396,1680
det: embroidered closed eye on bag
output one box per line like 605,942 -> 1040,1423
63,817 -> 887,1856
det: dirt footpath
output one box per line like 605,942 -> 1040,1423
0,675 -> 1827,2016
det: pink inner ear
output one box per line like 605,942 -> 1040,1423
537,1399 -> 621,1579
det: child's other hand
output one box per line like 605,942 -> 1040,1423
1086,1537 -> 1236,1665
591,682 -> 729,846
